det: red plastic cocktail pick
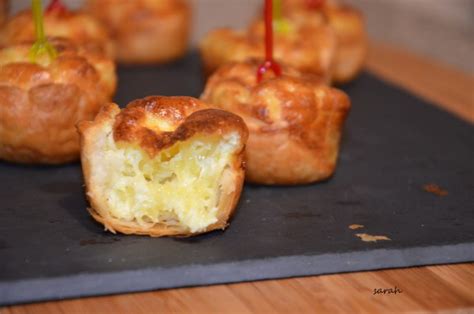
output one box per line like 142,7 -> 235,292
46,0 -> 67,13
256,0 -> 282,83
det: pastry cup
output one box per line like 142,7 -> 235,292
85,0 -> 191,64
0,8 -> 111,56
0,38 -> 116,164
78,96 -> 249,237
201,60 -> 350,185
324,3 -> 368,83
282,0 -> 368,83
199,15 -> 336,81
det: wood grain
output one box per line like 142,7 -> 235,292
2,264 -> 473,313
2,42 -> 474,313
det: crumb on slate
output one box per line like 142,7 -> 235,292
355,233 -> 391,242
423,183 -> 448,196
349,224 -> 364,230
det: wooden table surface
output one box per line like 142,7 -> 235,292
2,41 -> 474,314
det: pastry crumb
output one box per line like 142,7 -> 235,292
355,233 -> 391,242
423,184 -> 448,196
349,224 -> 364,230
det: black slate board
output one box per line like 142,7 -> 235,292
1,52 -> 473,305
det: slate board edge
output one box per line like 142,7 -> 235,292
355,72 -> 473,130
1,242 -> 473,306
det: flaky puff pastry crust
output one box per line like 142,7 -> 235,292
199,14 -> 336,82
0,9 -> 111,55
0,38 -> 117,164
282,0 -> 368,83
85,0 -> 190,64
78,96 -> 249,237
201,60 -> 350,185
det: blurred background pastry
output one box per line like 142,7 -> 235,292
200,0 -> 367,84
0,0 -> 8,26
281,0 -> 368,83
85,0 -> 191,64
8,1 -> 471,74
79,96 -> 248,236
201,60 -> 350,185
0,37 -> 116,164
199,14 -> 337,82
0,0 -> 111,55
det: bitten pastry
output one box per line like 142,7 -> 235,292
0,5 -> 111,55
78,96 -> 249,237
201,60 -> 350,185
0,38 -> 116,164
199,14 -> 336,82
85,0 -> 191,64
282,0 -> 368,83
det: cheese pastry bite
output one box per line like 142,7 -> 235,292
199,14 -> 336,82
201,60 -> 350,185
282,0 -> 368,83
85,0 -> 191,64
78,96 -> 248,237
0,6 -> 111,55
0,38 -> 116,164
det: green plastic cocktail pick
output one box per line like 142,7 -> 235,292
29,0 -> 57,63
272,0 -> 291,34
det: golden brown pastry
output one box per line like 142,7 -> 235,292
282,0 -> 368,83
78,96 -> 249,237
201,60 -> 350,185
0,0 -> 8,26
85,0 -> 191,64
0,6 -> 111,55
0,38 -> 116,164
199,13 -> 337,82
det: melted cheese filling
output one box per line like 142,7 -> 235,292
91,125 -> 240,233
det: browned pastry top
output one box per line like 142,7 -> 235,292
0,37 -> 115,101
102,96 -> 249,158
0,9 -> 110,54
259,0 -> 367,83
84,0 -> 190,64
201,60 -> 351,184
281,0 -> 366,49
200,11 -> 336,80
0,37 -> 116,163
85,0 -> 189,35
202,60 -> 349,144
